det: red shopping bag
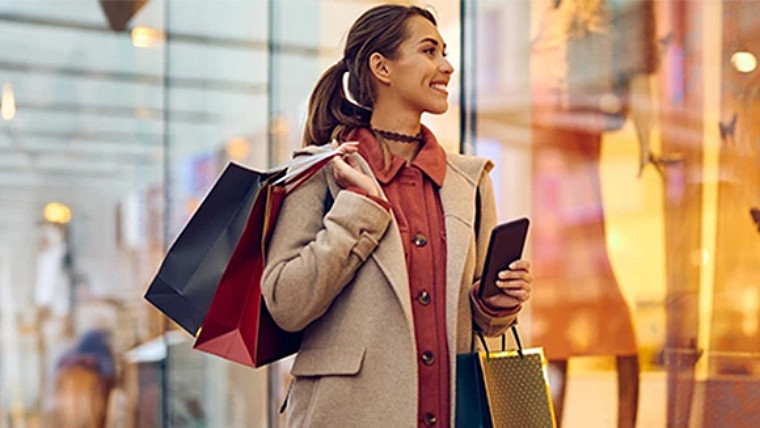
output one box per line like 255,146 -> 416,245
193,152 -> 335,367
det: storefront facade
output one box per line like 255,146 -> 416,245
0,0 -> 758,426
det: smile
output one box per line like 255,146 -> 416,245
430,83 -> 448,94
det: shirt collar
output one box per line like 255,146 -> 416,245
350,125 -> 446,186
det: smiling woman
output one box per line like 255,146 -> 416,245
261,4 -> 533,427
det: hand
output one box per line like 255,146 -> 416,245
483,259 -> 533,310
330,142 -> 379,197
329,140 -> 359,155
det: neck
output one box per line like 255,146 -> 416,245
370,102 -> 422,163
370,101 -> 422,136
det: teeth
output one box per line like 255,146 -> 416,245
431,83 -> 447,91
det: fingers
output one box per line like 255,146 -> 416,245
506,259 -> 531,272
332,155 -> 378,197
337,141 -> 359,154
332,154 -> 360,176
343,153 -> 356,167
331,156 -> 353,184
489,258 -> 533,305
497,287 -> 530,302
497,270 -> 532,283
328,140 -> 358,153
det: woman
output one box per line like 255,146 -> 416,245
262,5 -> 532,427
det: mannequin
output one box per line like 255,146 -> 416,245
529,1 -> 659,426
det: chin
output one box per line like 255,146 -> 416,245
426,102 -> 449,115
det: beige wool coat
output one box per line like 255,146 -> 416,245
261,149 -> 518,427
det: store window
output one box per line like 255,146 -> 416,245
465,0 -> 760,426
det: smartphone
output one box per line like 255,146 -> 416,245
478,217 -> 530,300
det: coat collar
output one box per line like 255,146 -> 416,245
349,126 -> 446,187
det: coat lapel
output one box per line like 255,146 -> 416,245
440,157 -> 482,349
331,153 -> 484,343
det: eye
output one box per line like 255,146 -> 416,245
423,47 -> 436,55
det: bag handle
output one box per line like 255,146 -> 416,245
283,154 -> 336,194
267,147 -> 338,177
273,148 -> 341,189
473,325 -> 525,362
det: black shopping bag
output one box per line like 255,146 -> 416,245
144,149 -> 339,335
144,163 -> 274,334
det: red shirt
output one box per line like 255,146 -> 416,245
351,127 -> 450,427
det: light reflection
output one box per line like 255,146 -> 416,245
44,202 -> 72,224
731,51 -> 757,73
131,26 -> 165,48
225,137 -> 251,161
1,83 -> 15,120
741,287 -> 759,337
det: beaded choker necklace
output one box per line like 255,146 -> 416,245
372,128 -> 424,144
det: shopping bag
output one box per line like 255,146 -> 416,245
193,150 -> 337,367
478,326 -> 557,428
456,334 -> 493,428
144,148 -> 338,336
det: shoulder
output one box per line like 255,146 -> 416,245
445,152 -> 494,185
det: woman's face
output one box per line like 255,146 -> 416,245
385,16 -> 454,115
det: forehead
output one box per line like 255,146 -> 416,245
403,15 -> 444,46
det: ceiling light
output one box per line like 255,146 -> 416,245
44,202 -> 72,224
731,51 -> 757,73
225,137 -> 251,161
131,26 -> 165,48
1,83 -> 15,120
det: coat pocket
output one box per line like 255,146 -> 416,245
291,345 -> 366,377
287,345 -> 366,426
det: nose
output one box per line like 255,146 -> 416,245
440,56 -> 454,75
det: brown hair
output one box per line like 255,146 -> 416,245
302,4 -> 437,146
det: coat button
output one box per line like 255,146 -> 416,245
417,291 -> 431,305
413,233 -> 428,247
423,413 -> 437,426
421,351 -> 435,365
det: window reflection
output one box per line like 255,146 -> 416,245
2,0 -> 759,427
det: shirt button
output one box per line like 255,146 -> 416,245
423,413 -> 437,426
417,291 -> 431,305
413,233 -> 428,247
421,351 -> 435,366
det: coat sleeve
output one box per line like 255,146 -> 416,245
469,169 -> 520,336
262,166 -> 392,332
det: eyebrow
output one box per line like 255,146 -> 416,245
418,37 -> 447,50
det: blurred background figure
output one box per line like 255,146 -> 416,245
34,222 -> 73,322
53,330 -> 116,428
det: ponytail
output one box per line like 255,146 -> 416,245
302,59 -> 371,146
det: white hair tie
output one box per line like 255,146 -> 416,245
342,71 -> 372,111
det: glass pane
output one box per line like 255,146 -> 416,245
465,0 -> 760,426
0,1 -> 168,427
162,1 -> 269,427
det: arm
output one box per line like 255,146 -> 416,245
262,166 -> 391,332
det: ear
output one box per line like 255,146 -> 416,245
369,52 -> 392,85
